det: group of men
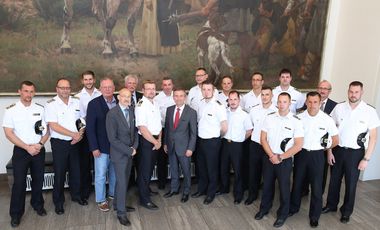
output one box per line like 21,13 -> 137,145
3,68 -> 379,228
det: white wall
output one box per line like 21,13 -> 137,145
321,0 -> 380,180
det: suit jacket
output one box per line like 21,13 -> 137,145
323,98 -> 337,115
86,95 -> 118,153
299,98 -> 337,115
106,105 -> 139,161
164,104 -> 197,156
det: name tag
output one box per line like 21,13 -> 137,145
285,127 -> 291,130
319,127 -> 325,130
33,113 -> 40,116
208,114 -> 213,116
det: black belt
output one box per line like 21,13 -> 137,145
302,148 -> 324,152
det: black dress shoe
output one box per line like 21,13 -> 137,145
215,190 -> 227,196
126,206 -> 136,212
234,198 -> 242,204
340,215 -> 350,223
310,219 -> 319,228
141,202 -> 159,210
11,217 -> 20,227
321,206 -> 337,214
181,194 -> 189,203
35,207 -> 47,216
273,218 -> 286,228
244,196 -> 257,205
203,196 -> 214,205
72,198 -> 88,206
254,211 -> 268,220
55,206 -> 64,215
191,192 -> 205,198
117,215 -> 131,226
163,191 -> 179,198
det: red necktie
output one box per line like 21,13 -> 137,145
173,107 -> 180,129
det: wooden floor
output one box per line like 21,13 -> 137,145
1,178 -> 380,230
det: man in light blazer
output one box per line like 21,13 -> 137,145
106,88 -> 138,226
163,88 -> 197,203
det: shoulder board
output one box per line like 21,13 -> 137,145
338,101 -> 345,104
367,104 -> 376,109
46,98 -> 55,103
293,115 -> 301,120
137,100 -> 143,106
6,103 -> 16,109
252,104 -> 260,108
35,103 -> 44,107
267,111 -> 276,115
71,96 -> 79,100
216,100 -> 222,105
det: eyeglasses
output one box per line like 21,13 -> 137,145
57,86 -> 71,90
317,87 -> 331,91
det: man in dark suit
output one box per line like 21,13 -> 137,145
302,80 -> 337,196
124,74 -> 142,186
106,88 -> 139,226
86,77 -> 118,212
163,88 -> 197,203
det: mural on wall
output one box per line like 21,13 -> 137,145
0,0 -> 329,92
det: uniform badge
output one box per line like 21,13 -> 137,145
34,120 -> 45,135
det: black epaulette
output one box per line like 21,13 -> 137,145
137,100 -> 143,107
252,104 -> 260,108
338,101 -> 345,104
216,100 -> 222,105
268,111 -> 276,115
71,96 -> 79,100
46,98 -> 55,103
35,103 -> 44,107
293,115 -> 301,120
367,103 -> 376,109
6,103 -> 15,109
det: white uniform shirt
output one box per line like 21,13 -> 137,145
75,87 -> 101,118
249,103 -> 278,143
241,90 -> 262,112
262,111 -> 304,154
135,96 -> 162,136
331,101 -> 380,149
197,99 -> 227,139
187,85 -> 218,111
2,101 -> 47,144
154,91 -> 175,127
272,85 -> 305,113
224,107 -> 252,142
299,110 -> 338,151
45,95 -> 81,141
217,91 -> 229,108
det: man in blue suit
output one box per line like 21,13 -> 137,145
163,88 -> 197,203
86,77 -> 118,212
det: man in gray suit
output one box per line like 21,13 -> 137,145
163,88 -> 197,203
106,88 -> 138,226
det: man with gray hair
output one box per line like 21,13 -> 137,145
124,74 -> 143,106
